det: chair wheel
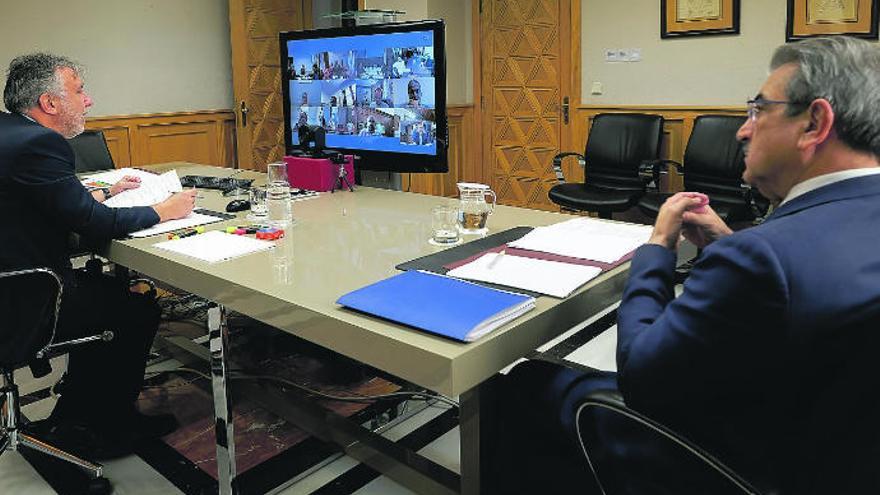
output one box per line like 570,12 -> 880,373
86,477 -> 112,495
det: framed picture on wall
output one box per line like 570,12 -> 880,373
661,0 -> 740,38
786,0 -> 879,41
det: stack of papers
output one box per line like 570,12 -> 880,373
81,168 -> 183,207
153,230 -> 274,263
337,270 -> 535,342
508,218 -> 652,263
447,252 -> 602,298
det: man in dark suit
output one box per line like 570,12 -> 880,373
1,53 -> 197,459
492,36 -> 880,494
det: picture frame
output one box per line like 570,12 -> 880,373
661,0 -> 740,38
786,0 -> 879,41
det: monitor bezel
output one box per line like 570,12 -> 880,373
280,20 -> 448,173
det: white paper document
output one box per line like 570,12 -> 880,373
446,252 -> 603,298
128,212 -> 227,238
152,230 -> 274,263
508,218 -> 653,263
81,168 -> 183,208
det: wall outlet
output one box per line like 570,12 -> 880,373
628,48 -> 642,62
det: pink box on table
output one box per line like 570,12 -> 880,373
283,155 -> 355,192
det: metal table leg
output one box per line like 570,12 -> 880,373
208,304 -> 237,495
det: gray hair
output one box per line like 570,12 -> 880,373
3,53 -> 82,114
771,36 -> 880,157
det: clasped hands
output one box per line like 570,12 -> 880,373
648,192 -> 733,250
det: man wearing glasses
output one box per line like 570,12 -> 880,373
492,36 -> 880,494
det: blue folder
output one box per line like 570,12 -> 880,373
336,270 -> 535,342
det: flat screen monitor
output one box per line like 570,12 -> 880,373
280,20 -> 447,173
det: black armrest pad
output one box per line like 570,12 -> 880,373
552,152 -> 586,182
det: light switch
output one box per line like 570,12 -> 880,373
605,49 -> 619,62
591,81 -> 603,95
629,48 -> 642,62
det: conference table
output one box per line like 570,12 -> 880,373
102,163 -> 632,495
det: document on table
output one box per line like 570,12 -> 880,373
128,212 -> 227,238
152,230 -> 274,263
81,168 -> 183,208
508,218 -> 653,263
446,252 -> 602,298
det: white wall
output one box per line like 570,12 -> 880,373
0,0 -> 233,117
582,0 -> 787,105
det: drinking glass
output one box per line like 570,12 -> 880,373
429,205 -> 461,246
247,186 -> 268,223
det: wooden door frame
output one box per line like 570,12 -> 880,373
471,0 -> 581,188
229,0 -> 312,170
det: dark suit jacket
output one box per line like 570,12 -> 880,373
617,173 -> 880,493
0,112 -> 159,286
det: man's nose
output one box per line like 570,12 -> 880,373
736,118 -> 751,142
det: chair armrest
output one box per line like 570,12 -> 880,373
37,331 -> 115,359
639,159 -> 682,191
575,389 -> 762,495
552,152 -> 586,183
740,183 -> 771,224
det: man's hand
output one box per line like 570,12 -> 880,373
109,175 -> 141,197
649,192 -> 731,250
681,201 -> 733,249
152,189 -> 197,222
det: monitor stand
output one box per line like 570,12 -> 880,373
358,170 -> 402,191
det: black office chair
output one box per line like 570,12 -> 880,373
637,115 -> 768,223
69,130 -> 115,173
549,113 -> 664,219
0,268 -> 112,494
576,389 -> 767,495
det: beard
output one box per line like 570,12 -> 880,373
57,101 -> 86,138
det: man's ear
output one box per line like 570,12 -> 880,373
37,93 -> 58,115
800,98 -> 834,148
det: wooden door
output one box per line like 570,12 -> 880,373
480,0 -> 576,210
229,0 -> 311,171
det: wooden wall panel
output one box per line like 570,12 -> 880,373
133,122 -> 217,166
85,110 -> 235,169
98,127 -> 132,168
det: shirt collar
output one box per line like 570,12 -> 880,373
780,168 -> 880,206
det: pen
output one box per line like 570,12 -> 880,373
487,248 -> 506,269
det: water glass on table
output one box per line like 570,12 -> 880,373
247,186 -> 268,223
266,162 -> 292,227
429,204 -> 461,246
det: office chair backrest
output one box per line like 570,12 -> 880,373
682,115 -> 747,199
68,130 -> 115,173
0,268 -> 62,369
584,113 -> 664,191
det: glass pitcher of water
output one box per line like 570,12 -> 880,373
457,182 -> 496,234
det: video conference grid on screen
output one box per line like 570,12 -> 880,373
287,30 -> 437,156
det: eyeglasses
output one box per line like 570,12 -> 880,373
746,97 -> 793,121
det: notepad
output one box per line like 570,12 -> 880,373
508,218 -> 652,263
447,252 -> 602,298
153,230 -> 274,263
336,270 -> 536,342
